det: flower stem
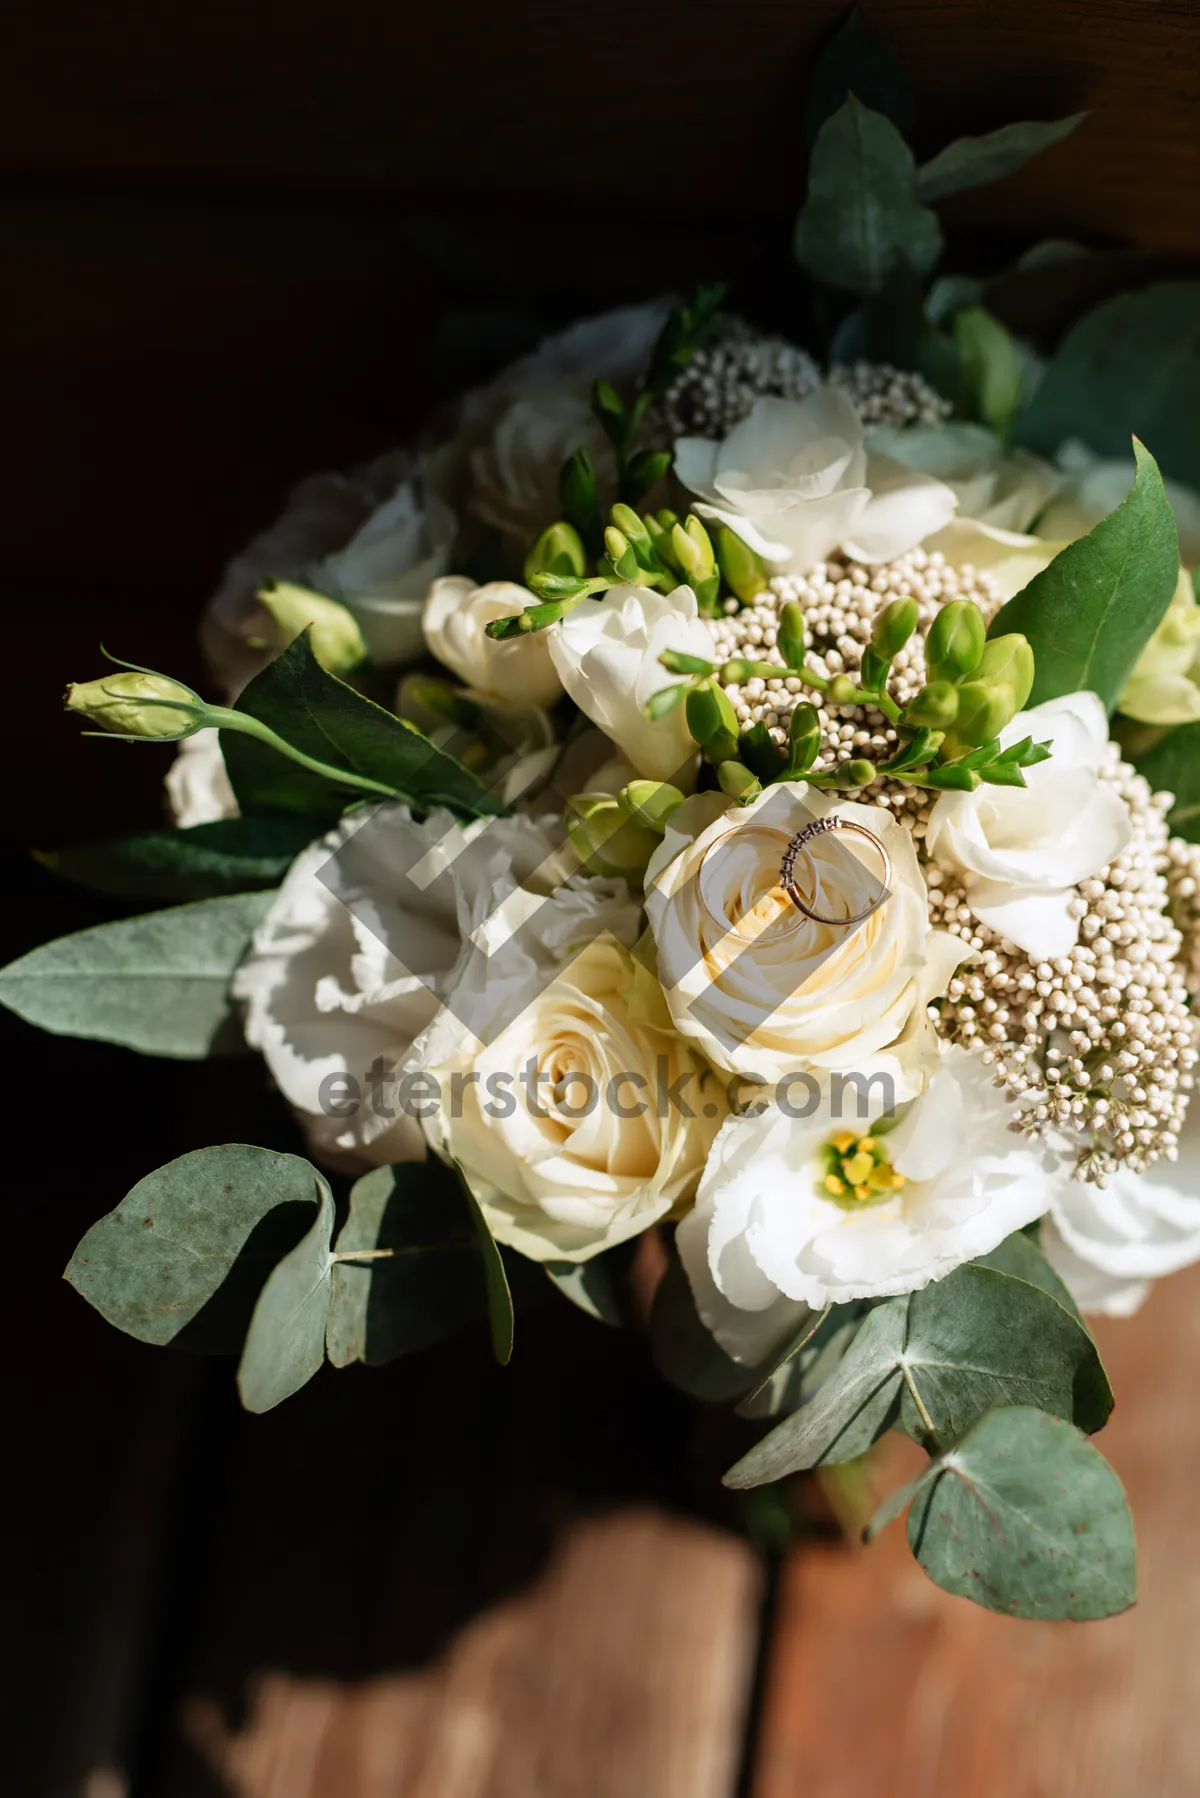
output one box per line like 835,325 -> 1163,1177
203,706 -> 401,800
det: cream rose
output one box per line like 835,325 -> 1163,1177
419,938 -> 724,1262
644,784 -> 966,1097
467,391 -> 616,542
423,577 -> 564,709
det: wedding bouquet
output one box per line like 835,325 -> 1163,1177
10,12 -> 1200,1623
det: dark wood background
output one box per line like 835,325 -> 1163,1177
5,4 -> 1200,1793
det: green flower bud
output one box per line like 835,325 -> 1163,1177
644,683 -> 687,721
686,679 -> 739,762
859,646 -> 889,692
843,759 -> 877,788
671,516 -> 716,585
644,513 -> 683,574
655,509 -> 681,533
870,597 -> 919,659
716,526 -> 768,603
905,680 -> 960,728
926,600 -> 986,683
524,521 -> 587,586
976,633 -> 1035,713
947,679 -> 1018,751
258,581 -> 368,675
567,795 -> 659,880
828,675 -> 859,705
66,669 -> 202,739
560,448 -> 600,540
717,760 -> 762,801
603,527 -> 641,583
785,701 -> 822,776
777,601 -> 808,671
659,648 -> 713,676
619,780 -> 686,832
922,762 -> 981,792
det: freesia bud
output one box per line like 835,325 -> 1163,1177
560,448 -> 599,541
976,634 -> 1035,712
66,670 -> 202,739
828,675 -> 859,705
870,598 -> 919,659
717,760 -> 762,801
947,679 -> 1018,751
843,759 -> 877,787
926,600 -> 986,683
716,527 -> 768,603
603,527 -> 640,582
671,516 -> 716,584
905,680 -> 960,728
524,521 -> 587,586
777,601 -> 808,671
619,780 -> 686,832
567,795 -> 659,880
686,680 -> 739,763
258,581 -> 368,675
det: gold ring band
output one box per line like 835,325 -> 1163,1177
780,818 -> 891,927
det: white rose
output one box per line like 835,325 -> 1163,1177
467,391 -> 615,542
678,1048 -> 1061,1362
164,729 -> 238,828
674,388 -> 957,571
925,691 -> 1132,959
549,583 -> 711,784
1041,1102 -> 1200,1318
644,783 -> 966,1096
423,577 -> 563,709
866,421 -> 1061,534
233,801 -> 616,1170
420,937 -> 723,1262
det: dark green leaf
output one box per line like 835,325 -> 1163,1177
651,1252 -> 755,1404
545,1254 -> 626,1327
1015,283 -> 1200,490
1133,722 -> 1200,842
990,440 -> 1180,710
65,1144 -> 326,1345
806,7 -> 915,146
0,890 -> 273,1057
238,1174 -> 337,1411
454,1163 -> 514,1365
223,630 -> 503,822
972,1230 -> 1083,1320
794,97 -> 941,296
830,266 -> 960,396
43,816 -> 316,901
874,1406 -> 1136,1621
325,1162 -> 484,1367
917,114 -> 1087,203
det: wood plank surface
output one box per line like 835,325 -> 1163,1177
752,1261 -> 1200,1798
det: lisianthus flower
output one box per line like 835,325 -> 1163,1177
866,421 -> 1061,535
677,1047 -> 1061,1362
1118,571 -> 1200,726
549,582 -> 712,784
164,729 -> 238,828
674,388 -> 957,570
644,783 -> 965,1095
925,691 -> 1132,959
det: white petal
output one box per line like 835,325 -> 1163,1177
967,881 -> 1081,958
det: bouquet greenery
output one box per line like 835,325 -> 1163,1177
9,10 -> 1200,1623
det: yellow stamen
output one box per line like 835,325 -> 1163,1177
832,1131 -> 856,1153
824,1173 -> 847,1197
842,1150 -> 874,1186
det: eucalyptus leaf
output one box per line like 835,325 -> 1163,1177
830,264 -> 959,397
454,1164 -> 514,1365
973,1229 -> 1082,1319
43,816 -> 316,901
916,114 -> 1087,203
806,7 -> 914,147
223,630 -> 502,822
989,439 -> 1180,711
0,890 -> 273,1057
724,1264 -> 1111,1487
1132,722 -> 1200,842
873,1406 -> 1136,1621
794,96 -> 942,296
545,1254 -> 625,1327
238,1173 -> 337,1412
65,1144 -> 327,1345
1015,283 -> 1200,489
325,1162 -> 485,1367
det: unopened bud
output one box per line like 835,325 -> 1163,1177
567,795 -> 659,880
619,780 -> 686,832
259,581 -> 368,675
777,601 -> 808,671
843,759 -> 876,788
926,600 -> 986,683
686,680 -> 739,763
828,675 -> 859,705
905,681 -> 960,728
976,633 -> 1035,712
603,527 -> 641,582
560,448 -> 599,537
948,679 -> 1018,751
524,521 -> 587,586
716,526 -> 768,603
66,669 -> 202,739
717,760 -> 762,801
671,516 -> 716,584
870,597 -> 919,659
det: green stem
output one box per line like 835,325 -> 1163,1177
203,706 -> 400,800
902,1364 -> 940,1450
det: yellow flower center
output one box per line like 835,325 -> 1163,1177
818,1131 -> 907,1210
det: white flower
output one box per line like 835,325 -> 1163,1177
460,302 -> 671,417
419,938 -> 722,1263
674,388 -> 957,571
467,392 -> 615,542
866,421 -> 1061,534
1118,571 -> 1200,725
1038,440 -> 1200,566
549,583 -> 712,784
678,1048 -> 1061,1362
423,577 -> 563,709
1042,1103 -> 1200,1317
310,480 -> 456,668
164,729 -> 238,828
925,692 -> 1132,959
644,783 -> 965,1096
233,802 -> 623,1169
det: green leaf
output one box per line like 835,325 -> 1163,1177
222,631 -> 503,822
0,890 -> 273,1057
1133,722 -> 1200,841
1016,283 -> 1200,490
917,114 -> 1087,203
873,1406 -> 1136,1621
651,1251 -> 754,1404
989,439 -> 1180,711
238,1173 -> 337,1412
794,96 -> 942,296
831,265 -> 959,397
806,7 -> 915,147
954,307 -> 1024,438
723,1264 -> 1111,1487
43,816 -> 316,901
545,1254 -> 625,1327
972,1229 -> 1083,1320
325,1162 -> 485,1367
453,1163 -> 514,1365
65,1145 -> 327,1346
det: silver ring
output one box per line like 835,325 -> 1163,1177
780,818 -> 891,927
